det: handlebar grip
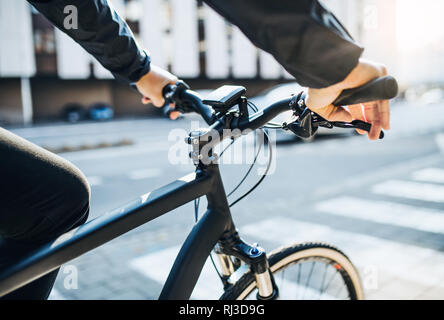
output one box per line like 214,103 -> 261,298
333,76 -> 399,106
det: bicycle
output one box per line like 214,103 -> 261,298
0,76 -> 398,300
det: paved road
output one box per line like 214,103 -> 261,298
8,102 -> 444,300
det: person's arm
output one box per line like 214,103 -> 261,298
28,0 -> 149,84
28,0 -> 177,109
203,0 -> 363,89
203,0 -> 389,140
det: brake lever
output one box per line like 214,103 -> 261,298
313,113 -> 384,140
286,93 -> 384,140
330,120 -> 384,139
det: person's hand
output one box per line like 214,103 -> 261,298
135,64 -> 181,120
304,59 -> 390,140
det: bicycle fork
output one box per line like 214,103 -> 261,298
215,232 -> 279,300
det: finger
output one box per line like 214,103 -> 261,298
348,103 -> 367,121
379,99 -> 390,130
169,111 -> 180,120
151,97 -> 166,108
368,102 -> 382,140
350,103 -> 371,135
313,104 -> 352,122
142,97 -> 151,105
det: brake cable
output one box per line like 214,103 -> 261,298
229,128 -> 272,207
227,131 -> 262,198
193,101 -> 274,284
194,100 -> 271,213
227,101 -> 272,204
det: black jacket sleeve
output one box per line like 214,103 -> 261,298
203,0 -> 364,88
28,0 -> 150,84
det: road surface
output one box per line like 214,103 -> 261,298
8,102 -> 444,300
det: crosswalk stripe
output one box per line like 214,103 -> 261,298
436,134 -> 444,155
240,217 -> 444,293
129,246 -> 224,299
372,180 -> 444,203
48,288 -> 66,300
130,217 -> 444,299
412,168 -> 444,184
315,196 -> 444,234
129,245 -> 338,300
128,168 -> 163,180
86,176 -> 102,186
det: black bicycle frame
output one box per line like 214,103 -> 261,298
0,162 -> 236,299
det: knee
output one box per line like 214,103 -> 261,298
0,132 -> 91,244
56,161 -> 91,231
32,158 -> 91,242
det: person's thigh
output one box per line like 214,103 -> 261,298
0,127 -> 90,299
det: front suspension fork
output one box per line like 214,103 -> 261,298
215,231 -> 279,300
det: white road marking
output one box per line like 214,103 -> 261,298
316,196 -> 444,234
129,214 -> 444,299
372,180 -> 444,203
313,154 -> 442,198
86,176 -> 102,186
128,168 -> 163,180
240,217 -> 444,297
129,246 -> 224,299
436,134 -> 444,155
412,168 -> 444,184
48,288 -> 66,300
128,245 -> 324,300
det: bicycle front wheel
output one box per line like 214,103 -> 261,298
220,242 -> 364,300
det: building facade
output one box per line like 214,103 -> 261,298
2,0 -> 435,125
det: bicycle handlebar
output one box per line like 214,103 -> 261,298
163,82 -> 292,132
162,82 -> 217,125
333,76 -> 398,106
163,75 -> 399,139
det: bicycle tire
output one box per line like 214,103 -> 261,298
220,242 -> 364,300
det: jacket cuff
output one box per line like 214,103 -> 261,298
115,49 -> 152,85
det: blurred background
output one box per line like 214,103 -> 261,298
1,0 -> 444,300
1,0 -> 444,125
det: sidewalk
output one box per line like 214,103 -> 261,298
6,115 -> 202,153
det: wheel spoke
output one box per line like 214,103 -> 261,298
321,266 -> 339,296
280,268 -> 286,295
302,261 -> 315,299
334,280 -> 346,299
318,263 -> 329,300
296,262 -> 302,300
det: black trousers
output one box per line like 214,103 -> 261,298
0,127 -> 90,299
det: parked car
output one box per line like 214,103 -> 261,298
88,103 -> 114,121
62,103 -> 87,123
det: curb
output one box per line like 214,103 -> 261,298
42,138 -> 133,154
